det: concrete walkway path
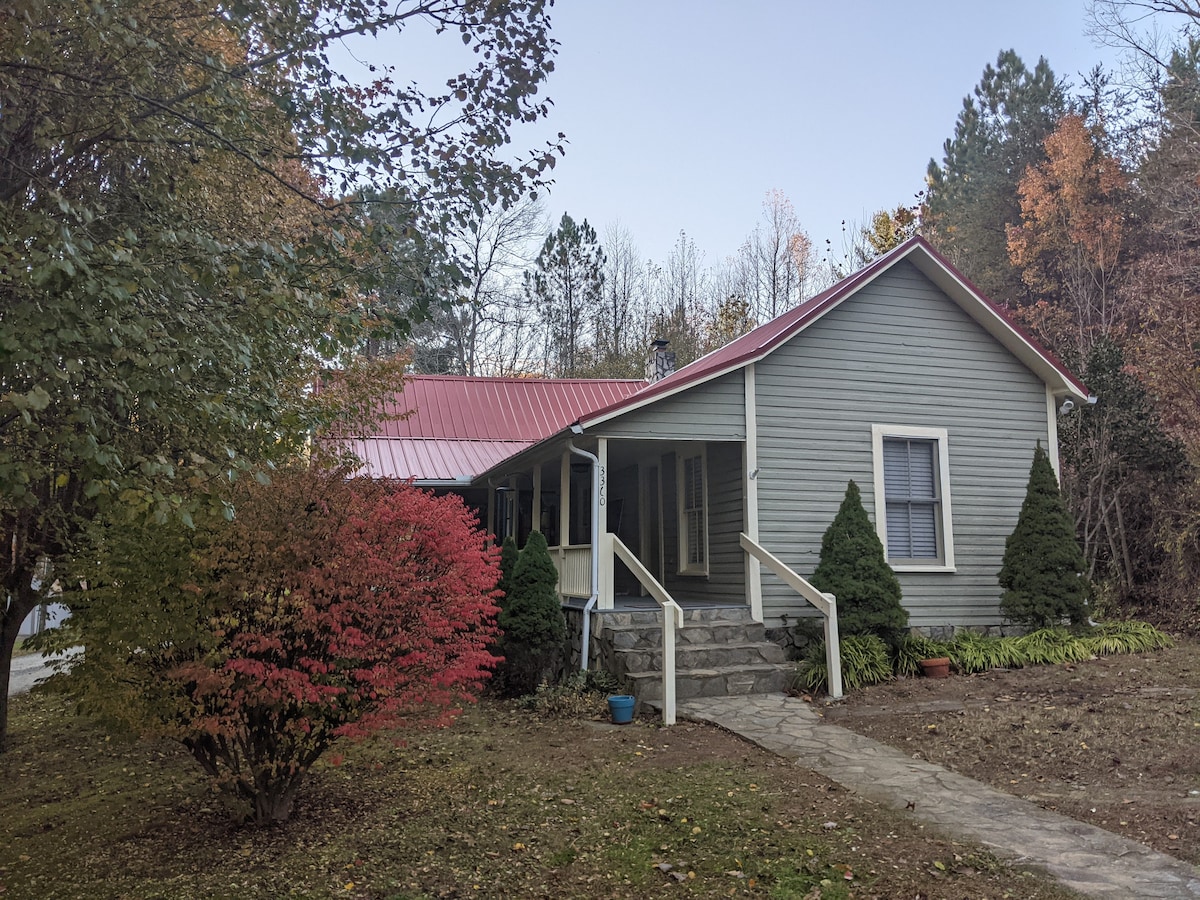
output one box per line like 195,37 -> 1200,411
679,694 -> 1200,899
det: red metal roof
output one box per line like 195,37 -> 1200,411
354,376 -> 645,482
346,438 -> 528,483
577,236 -> 1090,429
375,376 -> 645,440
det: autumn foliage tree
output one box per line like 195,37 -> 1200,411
56,465 -> 501,824
0,0 -> 559,750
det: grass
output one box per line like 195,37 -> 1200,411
0,690 -> 1077,899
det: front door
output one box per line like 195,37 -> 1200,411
639,464 -> 663,591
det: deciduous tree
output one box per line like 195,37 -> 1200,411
0,0 -> 559,749
56,465 -> 501,825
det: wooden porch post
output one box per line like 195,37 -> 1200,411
486,487 -> 496,546
532,462 -> 542,537
744,364 -> 763,622
559,450 -> 571,594
597,437 -> 612,610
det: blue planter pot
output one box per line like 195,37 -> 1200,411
607,694 -> 636,724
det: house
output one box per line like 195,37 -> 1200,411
355,237 -> 1090,707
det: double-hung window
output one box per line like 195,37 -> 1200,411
677,450 -> 708,575
871,425 -> 955,571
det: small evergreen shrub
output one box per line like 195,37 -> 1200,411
812,480 -> 908,646
497,535 -> 519,610
497,531 -> 566,696
794,634 -> 892,694
894,634 -> 953,677
999,445 -> 1090,628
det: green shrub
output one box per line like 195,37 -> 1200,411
497,531 -> 566,696
893,634 -> 953,677
999,445 -> 1090,628
1079,621 -> 1173,656
948,631 -> 1026,674
812,480 -> 908,646
497,535 -> 519,609
1012,628 -> 1093,665
795,634 -> 892,694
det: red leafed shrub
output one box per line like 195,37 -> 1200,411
68,464 -> 500,824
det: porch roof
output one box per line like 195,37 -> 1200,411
352,375 -> 645,482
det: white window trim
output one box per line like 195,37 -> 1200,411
676,446 -> 709,576
871,425 -> 956,573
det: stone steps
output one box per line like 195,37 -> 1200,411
594,604 -> 792,706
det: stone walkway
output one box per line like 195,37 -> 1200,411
679,694 -> 1200,899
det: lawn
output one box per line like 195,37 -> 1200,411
0,689 -> 1076,899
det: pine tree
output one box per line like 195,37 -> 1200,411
925,50 -> 1066,305
497,531 -> 566,695
999,445 -> 1090,627
524,213 -> 604,376
811,481 -> 908,645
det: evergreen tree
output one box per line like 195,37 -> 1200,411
497,531 -> 566,695
999,445 -> 1090,627
498,535 -> 519,610
925,50 -> 1067,305
524,213 -> 604,376
811,481 -> 908,645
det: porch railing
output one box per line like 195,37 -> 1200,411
552,544 -> 593,598
739,533 -> 843,700
607,532 -> 683,725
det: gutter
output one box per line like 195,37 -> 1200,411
566,439 -> 601,671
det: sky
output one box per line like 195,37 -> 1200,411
339,1 -> 1127,268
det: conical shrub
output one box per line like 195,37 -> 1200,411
811,480 -> 908,645
999,444 -> 1089,627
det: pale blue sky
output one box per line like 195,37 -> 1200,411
339,1 -> 1123,267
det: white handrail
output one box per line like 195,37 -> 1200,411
739,533 -> 842,700
608,533 -> 683,725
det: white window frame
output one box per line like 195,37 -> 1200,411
871,425 -> 955,573
676,446 -> 709,576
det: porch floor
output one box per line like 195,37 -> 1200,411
562,595 -> 744,612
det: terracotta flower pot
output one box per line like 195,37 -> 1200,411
919,657 -> 951,678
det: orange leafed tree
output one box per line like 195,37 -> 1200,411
1007,113 -> 1129,358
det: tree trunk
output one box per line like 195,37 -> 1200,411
253,775 -> 303,825
0,581 -> 38,752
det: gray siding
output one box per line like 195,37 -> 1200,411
754,260 -> 1050,628
596,371 -> 745,440
657,442 -> 746,603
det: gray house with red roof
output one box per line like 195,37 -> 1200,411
356,237 -> 1090,702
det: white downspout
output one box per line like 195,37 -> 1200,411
567,439 -> 601,671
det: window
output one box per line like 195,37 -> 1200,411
871,425 -> 955,571
677,450 -> 707,575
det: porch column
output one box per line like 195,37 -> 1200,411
486,487 -> 496,546
507,475 -> 518,540
744,363 -> 763,622
532,462 -> 542,536
597,437 -> 612,611
559,450 -> 571,596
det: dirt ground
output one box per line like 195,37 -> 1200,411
822,637 -> 1200,866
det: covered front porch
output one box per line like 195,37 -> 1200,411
484,436 -> 758,616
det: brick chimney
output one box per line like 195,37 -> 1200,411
646,339 -> 676,383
